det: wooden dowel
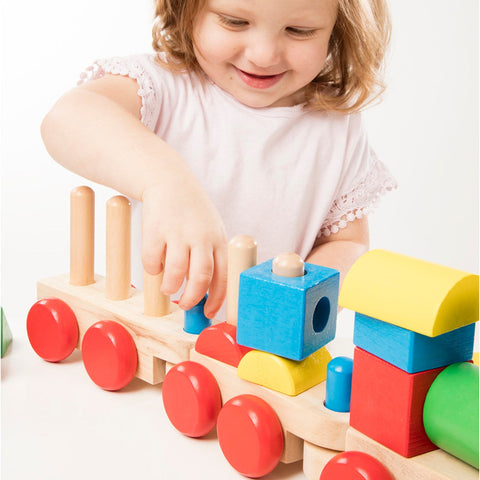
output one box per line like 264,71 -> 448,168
226,235 -> 257,326
144,268 -> 170,317
272,252 -> 305,277
106,195 -> 131,301
70,186 -> 95,286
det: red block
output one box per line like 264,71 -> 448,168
195,322 -> 252,367
350,347 -> 444,457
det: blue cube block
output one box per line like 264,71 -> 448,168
354,313 -> 475,373
236,259 -> 339,361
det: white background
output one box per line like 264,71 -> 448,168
1,1 -> 478,480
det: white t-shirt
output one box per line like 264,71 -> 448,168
80,54 -> 396,289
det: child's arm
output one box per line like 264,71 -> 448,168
41,74 -> 227,318
306,217 -> 370,287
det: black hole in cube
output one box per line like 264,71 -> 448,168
312,297 -> 330,333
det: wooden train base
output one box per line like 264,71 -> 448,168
36,274 -> 193,383
27,187 -> 479,480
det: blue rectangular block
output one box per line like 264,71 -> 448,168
353,313 -> 475,373
237,259 -> 339,361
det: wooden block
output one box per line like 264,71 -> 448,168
190,349 -> 350,451
237,347 -> 331,396
281,431 -> 304,464
37,274 -> 197,377
423,362 -> 479,468
136,351 -> 166,384
237,259 -> 339,361
303,441 -> 339,480
339,249 -> 479,336
473,352 -> 479,366
354,313 -> 475,373
194,322 -> 252,367
350,347 -> 443,457
346,427 -> 479,480
1,307 -> 13,358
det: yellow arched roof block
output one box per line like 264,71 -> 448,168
339,249 -> 479,337
237,347 -> 331,396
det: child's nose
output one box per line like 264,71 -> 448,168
244,33 -> 282,68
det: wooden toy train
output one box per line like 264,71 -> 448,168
27,186 -> 480,480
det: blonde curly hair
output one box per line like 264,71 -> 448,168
152,0 -> 391,113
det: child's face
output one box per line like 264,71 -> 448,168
193,0 -> 338,108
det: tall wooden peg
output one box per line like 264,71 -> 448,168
226,235 -> 257,326
106,195 -> 131,301
70,186 -> 95,286
144,267 -> 170,317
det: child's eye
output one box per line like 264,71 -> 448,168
217,14 -> 249,28
286,27 -> 317,38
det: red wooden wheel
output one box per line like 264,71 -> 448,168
27,297 -> 79,362
81,320 -> 137,391
162,361 -> 222,437
217,394 -> 284,478
320,451 -> 394,480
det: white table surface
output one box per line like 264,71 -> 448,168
1,315 -> 354,480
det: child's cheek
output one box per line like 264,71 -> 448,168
197,30 -> 238,64
193,14 -> 239,65
290,42 -> 329,79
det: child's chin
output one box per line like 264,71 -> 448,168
234,93 -> 285,109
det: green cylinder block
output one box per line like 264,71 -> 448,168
423,362 -> 479,468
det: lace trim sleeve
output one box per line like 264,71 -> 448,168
319,156 -> 397,237
77,57 -> 158,131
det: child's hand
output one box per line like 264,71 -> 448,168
141,179 -> 228,319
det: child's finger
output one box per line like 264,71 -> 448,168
141,238 -> 166,275
204,245 -> 228,319
161,243 -> 189,295
179,245 -> 213,311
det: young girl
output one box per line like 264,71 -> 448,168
41,0 -> 396,321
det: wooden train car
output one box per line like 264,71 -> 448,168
27,187 -> 479,480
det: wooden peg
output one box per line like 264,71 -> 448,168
70,186 -> 95,286
144,268 -> 170,317
226,235 -> 257,326
106,195 -> 131,300
272,252 -> 304,277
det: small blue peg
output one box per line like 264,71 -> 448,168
184,295 -> 211,334
324,356 -> 354,412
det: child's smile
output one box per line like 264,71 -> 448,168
234,67 -> 286,90
193,0 -> 338,108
